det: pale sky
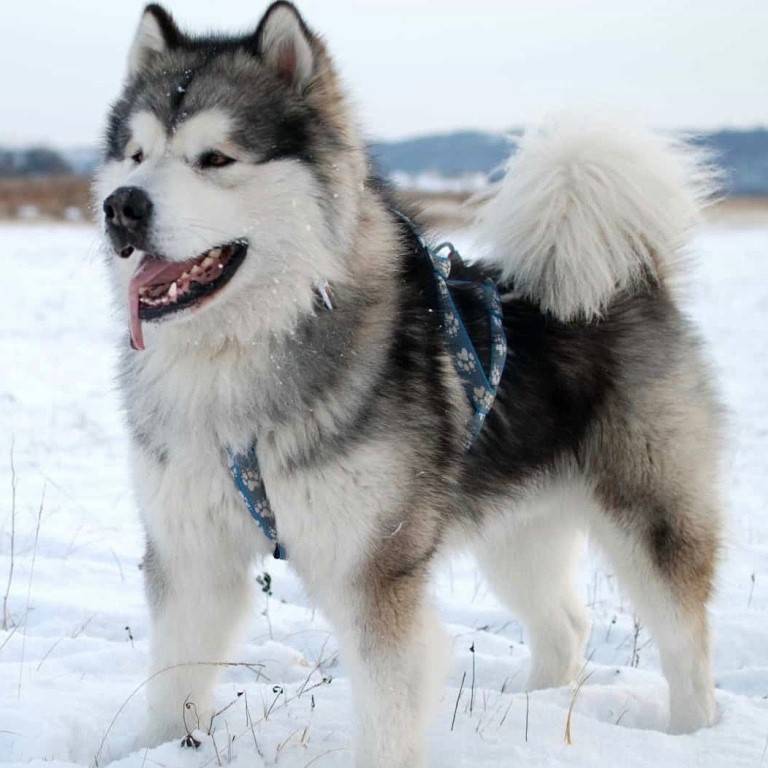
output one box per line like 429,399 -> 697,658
2,0 -> 767,148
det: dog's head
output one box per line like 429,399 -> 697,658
95,3 -> 364,350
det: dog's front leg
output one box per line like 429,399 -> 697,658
141,529 -> 254,746
321,569 -> 449,768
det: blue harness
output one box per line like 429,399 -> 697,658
228,216 -> 507,560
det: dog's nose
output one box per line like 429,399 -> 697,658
103,187 -> 153,252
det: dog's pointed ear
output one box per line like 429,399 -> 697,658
252,2 -> 316,89
127,4 -> 181,79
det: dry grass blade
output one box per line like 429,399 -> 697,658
36,634 -> 65,671
524,690 -> 529,743
469,642 -> 476,714
243,691 -> 264,758
0,623 -> 19,653
450,671 -> 467,732
564,670 -> 595,745
629,616 -> 642,668
2,439 -> 17,631
17,485 -> 44,698
303,747 -> 349,767
276,727 -> 303,755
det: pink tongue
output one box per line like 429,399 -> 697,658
129,257 -> 189,351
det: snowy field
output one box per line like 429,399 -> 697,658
1,221 -> 767,768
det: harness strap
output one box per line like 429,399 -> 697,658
228,443 -> 287,560
430,243 -> 507,448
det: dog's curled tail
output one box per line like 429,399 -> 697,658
474,118 -> 719,321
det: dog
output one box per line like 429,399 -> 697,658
94,3 -> 722,766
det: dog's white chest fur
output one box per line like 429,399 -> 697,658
127,344 -> 270,560
129,340 -> 410,584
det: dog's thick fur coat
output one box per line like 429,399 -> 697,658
95,4 -> 722,766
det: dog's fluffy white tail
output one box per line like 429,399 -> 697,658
474,119 -> 719,321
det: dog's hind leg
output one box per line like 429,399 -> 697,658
589,497 -> 719,733
588,398 -> 721,733
473,483 -> 590,691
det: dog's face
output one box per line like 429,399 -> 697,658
95,3 -> 362,350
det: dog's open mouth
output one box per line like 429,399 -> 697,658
128,240 -> 247,350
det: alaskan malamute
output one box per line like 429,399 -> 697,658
95,3 -> 722,765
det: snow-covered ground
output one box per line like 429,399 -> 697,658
1,221 -> 767,768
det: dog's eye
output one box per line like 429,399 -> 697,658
199,151 -> 236,169
130,149 -> 144,164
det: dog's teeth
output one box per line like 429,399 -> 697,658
209,248 -> 221,260
169,282 -> 178,301
180,271 -> 189,280
191,265 -> 202,276
202,256 -> 214,268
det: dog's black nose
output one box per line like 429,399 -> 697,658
103,187 -> 153,253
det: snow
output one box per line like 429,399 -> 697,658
388,171 -> 490,194
1,221 -> 767,768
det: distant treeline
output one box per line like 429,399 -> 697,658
370,128 -> 768,197
693,129 -> 768,196
0,147 -> 72,177
2,128 -> 767,195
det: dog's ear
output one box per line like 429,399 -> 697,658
127,4 -> 181,79
252,2 -> 316,89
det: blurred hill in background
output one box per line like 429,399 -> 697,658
1,127 -> 766,223
373,128 -> 768,197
